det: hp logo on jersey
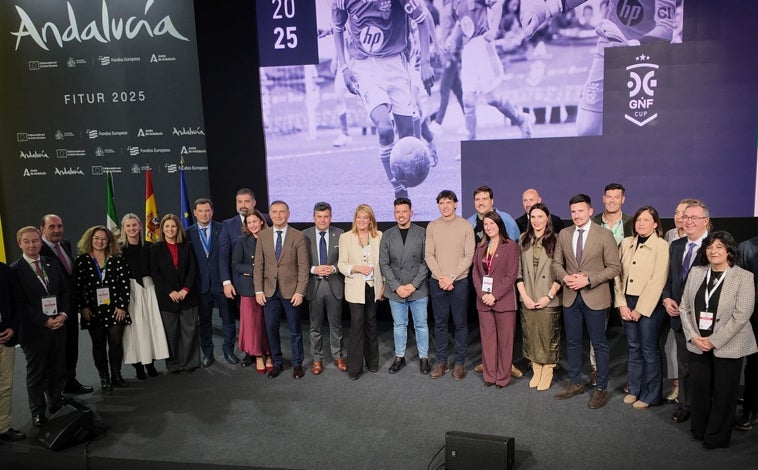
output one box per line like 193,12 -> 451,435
359,25 -> 385,53
624,53 -> 659,127
616,0 -> 644,27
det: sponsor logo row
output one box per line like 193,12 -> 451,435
17,126 -> 205,142
22,164 -> 208,177
29,54 -> 178,71
18,145 -> 206,160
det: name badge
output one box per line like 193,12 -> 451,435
698,311 -> 714,331
482,276 -> 494,293
41,296 -> 58,316
96,287 -> 111,306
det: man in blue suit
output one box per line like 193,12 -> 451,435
219,188 -> 259,300
188,198 -> 237,367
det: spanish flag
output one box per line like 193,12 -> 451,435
145,168 -> 160,242
0,214 -> 6,263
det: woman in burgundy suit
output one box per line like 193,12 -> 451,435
473,211 -> 520,389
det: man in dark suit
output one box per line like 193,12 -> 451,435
303,202 -> 345,375
38,214 -> 92,394
515,188 -> 565,234
379,197 -> 431,375
254,201 -> 309,379
0,261 -> 25,442
552,194 -> 621,409
662,200 -> 709,424
187,198 -> 237,366
11,227 -> 69,427
219,188 -> 261,300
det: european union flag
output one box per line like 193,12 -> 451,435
180,168 -> 193,228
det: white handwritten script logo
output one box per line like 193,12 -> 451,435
11,0 -> 189,51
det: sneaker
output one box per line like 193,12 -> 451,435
332,133 -> 352,147
736,411 -> 758,431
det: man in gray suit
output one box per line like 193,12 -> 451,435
303,202 -> 346,375
552,194 -> 621,409
380,198 -> 431,374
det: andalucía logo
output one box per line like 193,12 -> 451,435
625,53 -> 659,127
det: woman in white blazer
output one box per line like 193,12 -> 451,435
614,206 -> 670,409
338,204 -> 384,380
680,231 -> 757,449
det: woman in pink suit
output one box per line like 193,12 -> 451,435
473,211 -> 520,389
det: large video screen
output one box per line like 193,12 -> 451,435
255,0 -> 756,222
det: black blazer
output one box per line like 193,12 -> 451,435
75,253 -> 131,329
662,235 -> 707,331
231,234 -> 257,297
150,241 -> 198,312
40,239 -> 77,303
10,256 -> 70,344
0,262 -> 19,347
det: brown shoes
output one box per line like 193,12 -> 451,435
333,358 -> 347,372
554,383 -> 585,400
311,361 -> 323,375
474,363 -> 483,373
453,364 -> 466,381
511,365 -> 523,378
430,363 -> 449,379
588,389 -> 609,409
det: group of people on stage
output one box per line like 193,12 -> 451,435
1,185 -> 757,452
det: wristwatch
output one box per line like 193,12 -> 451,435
546,292 -> 555,300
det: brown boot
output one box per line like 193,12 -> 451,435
529,363 -> 543,388
537,364 -> 555,391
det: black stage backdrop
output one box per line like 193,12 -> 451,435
0,0 -> 209,255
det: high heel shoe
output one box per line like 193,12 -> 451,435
255,356 -> 266,374
530,363 -> 543,388
537,364 -> 555,391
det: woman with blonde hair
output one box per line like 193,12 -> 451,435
338,204 -> 384,380
118,213 -> 169,379
75,225 -> 131,392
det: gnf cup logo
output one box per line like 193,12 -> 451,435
625,53 -> 658,127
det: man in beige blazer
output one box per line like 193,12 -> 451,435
552,194 -> 621,409
254,201 -> 310,379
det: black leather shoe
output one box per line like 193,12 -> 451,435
293,366 -> 305,379
134,364 -> 147,380
111,374 -> 129,388
240,354 -> 253,367
100,374 -> 113,393
267,366 -> 282,378
224,352 -> 240,365
736,410 -> 758,431
419,358 -> 431,375
145,363 -> 159,377
0,428 -> 26,442
672,407 -> 691,424
32,414 -> 47,428
388,357 -> 406,374
63,380 -> 94,395
349,371 -> 362,380
202,355 -> 215,368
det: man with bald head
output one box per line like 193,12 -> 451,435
39,214 -> 92,395
515,189 -> 565,234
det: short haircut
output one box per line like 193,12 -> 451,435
313,201 -> 332,213
699,230 -> 738,267
40,214 -> 61,228
270,200 -> 289,211
17,226 -> 40,243
631,206 -> 664,237
193,198 -> 213,210
436,190 -> 458,203
473,185 -> 493,199
394,197 -> 412,208
685,200 -> 709,218
236,188 -> 255,198
604,183 -> 625,194
569,194 -> 592,206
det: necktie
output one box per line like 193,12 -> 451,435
575,229 -> 584,265
33,260 -> 47,288
200,227 -> 210,256
681,242 -> 697,282
275,230 -> 283,260
319,231 -> 327,266
54,243 -> 71,274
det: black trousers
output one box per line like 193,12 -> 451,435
21,329 -> 66,416
346,283 -> 378,376
88,325 -> 125,377
742,319 -> 758,412
63,311 -> 79,384
689,351 -> 743,447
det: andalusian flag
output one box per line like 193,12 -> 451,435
106,172 -> 120,236
145,168 -> 160,242
0,214 -> 6,263
179,166 -> 193,228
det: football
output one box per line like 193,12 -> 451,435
389,136 -> 431,188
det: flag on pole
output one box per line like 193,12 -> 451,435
0,214 -> 6,263
145,167 -> 161,242
106,172 -> 120,236
179,162 -> 193,229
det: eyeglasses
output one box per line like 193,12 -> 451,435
681,216 -> 707,222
